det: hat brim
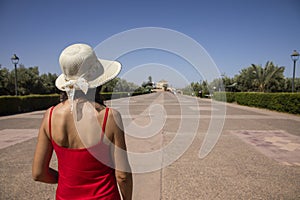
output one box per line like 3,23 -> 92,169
55,58 -> 121,91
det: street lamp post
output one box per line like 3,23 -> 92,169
291,50 -> 299,93
11,54 -> 19,96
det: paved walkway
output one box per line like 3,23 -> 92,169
0,92 -> 300,199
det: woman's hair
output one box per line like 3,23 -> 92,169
60,86 -> 105,106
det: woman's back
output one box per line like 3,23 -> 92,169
51,100 -> 108,149
49,101 -> 121,200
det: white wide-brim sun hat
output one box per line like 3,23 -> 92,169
55,43 -> 121,91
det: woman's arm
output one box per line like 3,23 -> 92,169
110,109 -> 133,200
32,108 -> 58,184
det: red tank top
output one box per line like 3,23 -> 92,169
49,107 -> 121,200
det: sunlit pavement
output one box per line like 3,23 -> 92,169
1,92 -> 300,199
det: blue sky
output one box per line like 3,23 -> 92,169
0,0 -> 299,88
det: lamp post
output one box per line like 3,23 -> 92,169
291,50 -> 299,93
11,54 -> 19,96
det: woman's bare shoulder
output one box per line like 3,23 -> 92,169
107,108 -> 124,130
108,107 -> 121,114
39,106 -> 56,137
107,107 -> 122,120
41,106 -> 55,123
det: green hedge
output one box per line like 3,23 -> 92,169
235,92 -> 300,114
0,91 -> 152,116
213,92 -> 235,103
100,91 -> 151,101
213,92 -> 300,114
0,94 -> 60,116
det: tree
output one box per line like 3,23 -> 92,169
148,76 -> 152,83
13,65 -> 48,95
285,78 -> 300,92
142,76 -> 154,89
222,75 -> 235,91
115,78 -> 139,92
234,67 -> 257,92
40,73 -> 59,94
209,75 -> 234,92
102,78 -> 120,92
185,81 -> 210,97
234,61 -> 285,92
102,78 -> 140,92
201,80 -> 209,95
251,61 -> 285,92
0,67 -> 12,95
190,82 -> 200,93
0,65 -> 58,95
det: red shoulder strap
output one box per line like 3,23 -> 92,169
101,107 -> 109,141
49,106 -> 55,140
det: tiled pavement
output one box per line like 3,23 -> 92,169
1,92 -> 300,199
232,130 -> 300,166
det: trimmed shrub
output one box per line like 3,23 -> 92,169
100,92 -> 131,101
100,91 -> 151,101
213,92 -> 300,114
213,92 -> 235,103
0,91 -> 152,116
0,94 -> 60,116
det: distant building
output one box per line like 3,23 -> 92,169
155,80 -> 168,91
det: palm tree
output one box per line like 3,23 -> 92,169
251,61 -> 284,92
148,76 -> 152,83
234,67 -> 257,92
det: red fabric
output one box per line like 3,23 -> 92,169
49,107 -> 121,200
